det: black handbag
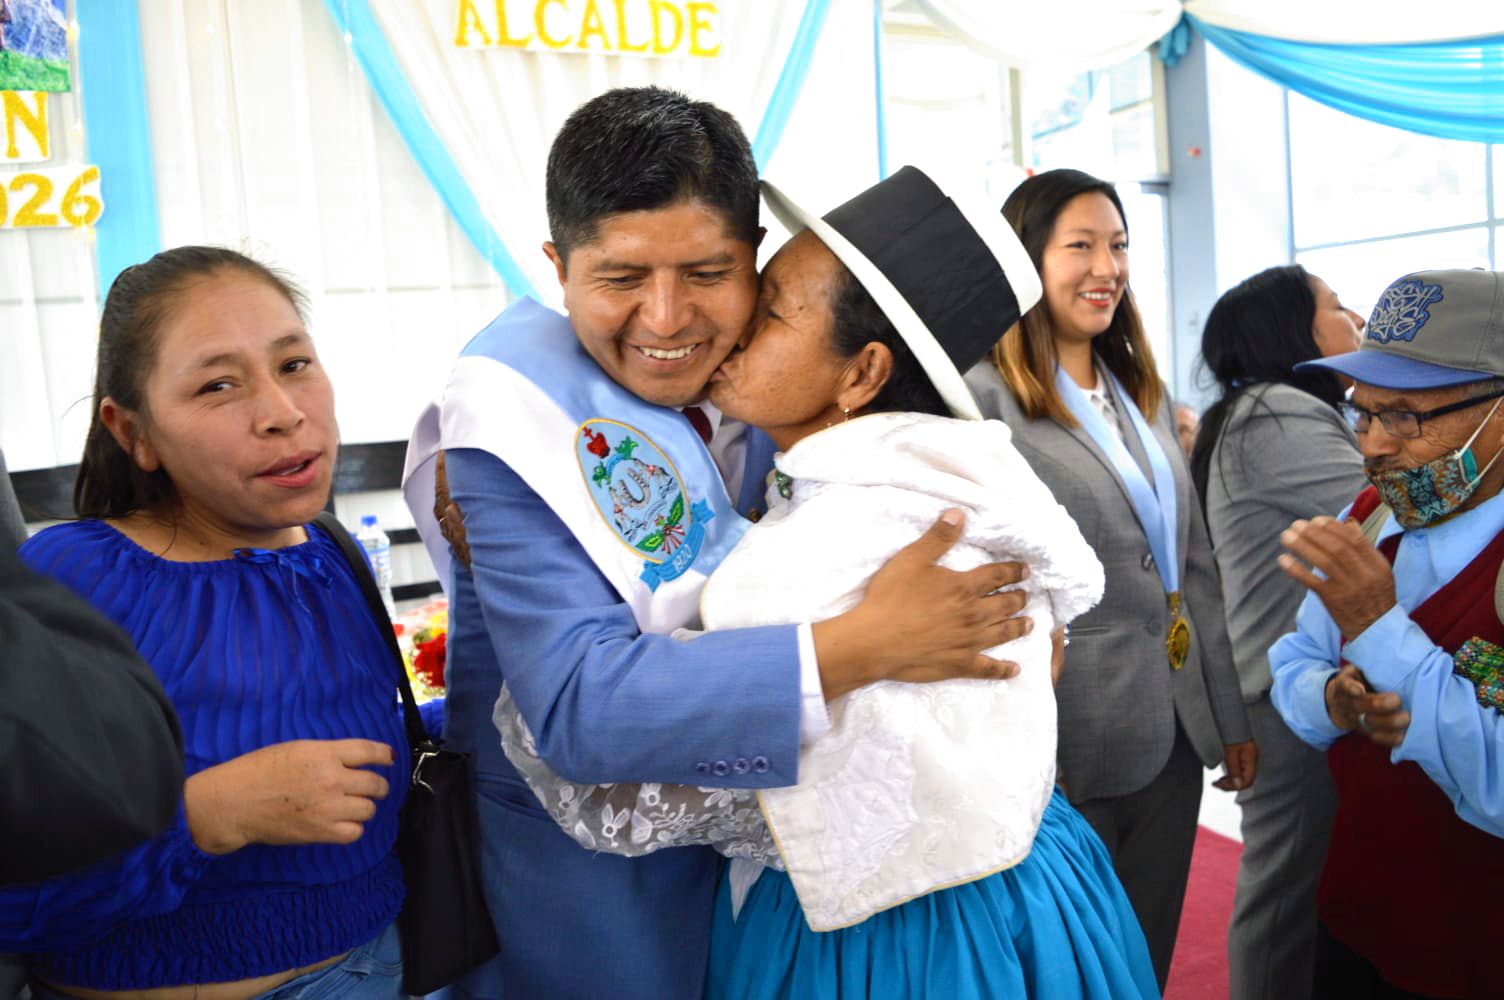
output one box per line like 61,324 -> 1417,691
313,513 -> 499,995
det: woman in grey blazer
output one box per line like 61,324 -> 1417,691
966,168 -> 1255,989
1189,266 -> 1366,1000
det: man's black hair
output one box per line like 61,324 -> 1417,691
545,86 -> 760,264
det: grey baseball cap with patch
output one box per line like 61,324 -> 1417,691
1297,268 -> 1504,389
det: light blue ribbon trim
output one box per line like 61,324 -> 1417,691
639,498 -> 715,591
322,0 -> 539,299
872,0 -> 888,179
78,0 -> 160,305
1155,16 -> 1192,67
1055,367 -> 1180,592
1190,17 -> 1504,144
752,0 -> 833,170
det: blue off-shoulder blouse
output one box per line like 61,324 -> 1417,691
3,519 -> 407,990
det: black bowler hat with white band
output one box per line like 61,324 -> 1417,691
761,165 -> 1042,421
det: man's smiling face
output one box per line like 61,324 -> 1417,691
545,199 -> 760,408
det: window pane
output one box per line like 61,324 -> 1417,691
1495,146 -> 1502,267
1032,106 -> 1116,181
1111,104 -> 1158,183
1117,184 -> 1173,381
1106,54 -> 1153,112
1027,67 -> 1093,141
883,33 -> 1014,198
1494,147 -> 1503,223
1288,92 -> 1488,248
1295,227 -> 1491,322
1025,54 -> 1158,182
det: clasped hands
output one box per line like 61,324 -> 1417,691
1277,515 -> 1408,745
1322,664 -> 1409,747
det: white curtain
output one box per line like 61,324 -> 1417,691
1183,1 -> 1504,45
1,0 -> 880,470
367,0 -> 880,305
906,1 -> 1504,70
910,0 -> 1183,73
0,0 -> 516,471
139,0 -> 519,452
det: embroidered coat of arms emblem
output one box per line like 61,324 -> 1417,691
576,419 -> 715,591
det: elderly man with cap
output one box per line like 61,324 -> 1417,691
1269,268 -> 1504,1000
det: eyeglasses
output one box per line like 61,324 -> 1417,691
1340,387 -> 1504,440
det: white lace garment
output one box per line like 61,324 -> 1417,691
495,412 -> 1104,930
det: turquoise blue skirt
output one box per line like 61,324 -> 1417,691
707,789 -> 1159,999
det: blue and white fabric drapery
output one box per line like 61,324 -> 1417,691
901,2 -> 1504,144
1183,2 -> 1504,47
910,1 -> 1183,73
321,0 -> 874,301
1185,1 -> 1504,144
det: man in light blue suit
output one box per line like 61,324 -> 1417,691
407,88 -> 1033,999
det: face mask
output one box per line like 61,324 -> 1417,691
1367,398 -> 1504,528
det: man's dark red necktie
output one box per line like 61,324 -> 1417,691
682,405 -> 713,445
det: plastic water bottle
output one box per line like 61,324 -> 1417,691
356,514 -> 396,618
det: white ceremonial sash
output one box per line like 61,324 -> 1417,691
1054,367 -> 1180,592
403,298 -> 749,634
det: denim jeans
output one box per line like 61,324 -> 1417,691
256,924 -> 403,1000
29,924 -> 403,1000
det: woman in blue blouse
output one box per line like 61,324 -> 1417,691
6,247 -> 407,999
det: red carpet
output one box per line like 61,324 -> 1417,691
1164,826 -> 1242,1000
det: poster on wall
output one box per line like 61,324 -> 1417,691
455,0 -> 722,58
0,0 -> 101,229
0,164 -> 101,228
0,0 -> 70,92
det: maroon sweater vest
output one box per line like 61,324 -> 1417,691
1319,486 -> 1504,998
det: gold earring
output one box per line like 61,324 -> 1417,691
842,406 -> 851,422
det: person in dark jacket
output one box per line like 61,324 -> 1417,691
0,449 -> 23,548
0,542 -> 183,893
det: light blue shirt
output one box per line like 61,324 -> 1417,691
1269,487 -> 1504,838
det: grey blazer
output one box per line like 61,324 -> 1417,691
967,364 -> 1251,803
1204,383 -> 1365,702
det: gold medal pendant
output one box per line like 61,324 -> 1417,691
1167,591 -> 1191,671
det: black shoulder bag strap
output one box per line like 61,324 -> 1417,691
310,511 -> 500,992
312,512 -> 430,749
